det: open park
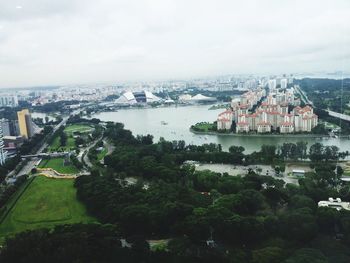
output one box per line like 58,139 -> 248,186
48,124 -> 94,152
38,157 -> 79,174
0,176 -> 96,243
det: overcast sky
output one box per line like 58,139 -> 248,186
0,0 -> 349,87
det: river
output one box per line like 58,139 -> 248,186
91,105 -> 350,153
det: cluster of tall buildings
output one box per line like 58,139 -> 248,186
0,95 -> 18,108
217,85 -> 318,134
0,109 -> 36,165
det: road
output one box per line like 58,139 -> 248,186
80,135 -> 103,168
80,138 -> 115,168
327,110 -> 350,122
7,109 -> 83,179
296,86 -> 350,123
294,85 -> 313,105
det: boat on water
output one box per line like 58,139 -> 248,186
161,121 -> 168,125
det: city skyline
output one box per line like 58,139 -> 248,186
0,0 -> 349,88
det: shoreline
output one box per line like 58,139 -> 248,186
189,128 -> 349,138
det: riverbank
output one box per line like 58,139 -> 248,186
189,128 -> 347,138
90,105 -> 350,153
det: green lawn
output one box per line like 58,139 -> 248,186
64,124 -> 93,135
0,176 -> 96,242
97,148 -> 108,161
48,124 -> 93,152
192,122 -> 217,132
39,158 -> 79,174
48,136 -> 75,151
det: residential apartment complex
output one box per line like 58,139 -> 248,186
217,85 -> 317,134
0,95 -> 18,107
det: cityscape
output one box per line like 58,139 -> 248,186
217,83 -> 319,133
0,1 -> 350,262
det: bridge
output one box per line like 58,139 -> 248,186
21,152 -> 71,159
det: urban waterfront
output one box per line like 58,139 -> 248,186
92,105 -> 350,153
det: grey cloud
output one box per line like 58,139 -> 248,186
0,0 -> 349,87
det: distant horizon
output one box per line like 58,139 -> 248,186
1,70 -> 350,91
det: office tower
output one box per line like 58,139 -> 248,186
17,109 -> 34,139
0,125 -> 6,165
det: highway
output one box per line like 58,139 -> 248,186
295,86 -> 350,123
327,110 -> 350,122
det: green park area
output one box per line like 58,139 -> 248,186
48,124 -> 94,152
39,157 -> 79,174
97,148 -> 108,161
64,124 -> 94,135
0,176 -> 96,242
191,122 -> 217,132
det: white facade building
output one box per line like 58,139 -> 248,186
0,95 -> 18,107
280,79 -> 288,90
0,125 -> 6,165
217,87 -> 318,133
217,110 -> 233,130
268,79 -> 277,91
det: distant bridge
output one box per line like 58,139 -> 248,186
21,152 -> 71,159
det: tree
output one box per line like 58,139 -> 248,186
296,141 -> 308,160
263,187 -> 287,211
280,208 -> 318,242
60,132 -> 68,147
309,143 -> 324,162
120,205 -> 151,236
229,146 -> 245,154
283,248 -> 328,263
252,247 -> 285,263
231,189 -> 265,215
260,145 -> 276,163
289,195 -> 316,211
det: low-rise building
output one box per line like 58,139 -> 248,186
318,198 -> 350,211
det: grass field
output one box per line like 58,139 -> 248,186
48,124 -> 93,152
65,124 -> 93,135
39,158 -> 79,174
49,136 -> 76,150
192,122 -> 217,132
97,148 -> 108,161
0,176 -> 96,242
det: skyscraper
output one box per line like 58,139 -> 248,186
268,79 -> 277,91
0,125 -> 6,165
17,109 -> 34,139
281,79 -> 288,90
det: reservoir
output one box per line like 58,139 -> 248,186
92,105 -> 350,153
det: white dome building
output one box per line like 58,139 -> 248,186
115,91 -> 161,105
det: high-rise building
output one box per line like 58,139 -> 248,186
0,119 -> 20,136
0,119 -> 11,136
0,125 -> 6,165
268,79 -> 277,91
281,79 -> 288,90
17,109 -> 34,139
0,95 -> 18,107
